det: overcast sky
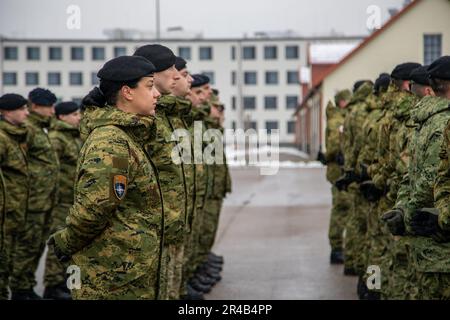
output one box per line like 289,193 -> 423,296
0,0 -> 406,39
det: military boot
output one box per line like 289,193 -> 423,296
208,252 -> 224,264
189,278 -> 212,293
330,249 -> 344,264
181,284 -> 204,300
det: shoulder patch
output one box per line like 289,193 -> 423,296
113,174 -> 127,200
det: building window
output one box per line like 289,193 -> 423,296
244,71 -> 257,85
71,47 -> 84,60
92,47 -> 105,60
113,46 -> 127,58
27,47 -> 40,60
202,71 -> 215,85
25,72 -> 39,86
287,120 -> 296,134
178,46 -> 191,60
48,72 -> 61,86
91,72 -> 99,85
231,96 -> 236,110
287,71 -> 300,84
231,46 -> 236,60
199,47 -> 213,60
4,47 -> 18,60
264,96 -> 277,110
266,121 -> 279,131
264,46 -> 277,60
243,46 -> 256,60
424,34 -> 442,65
49,47 -> 62,60
286,95 -> 298,109
243,96 -> 256,110
286,45 -> 299,59
248,121 -> 257,130
231,71 -> 236,85
3,72 -> 17,86
69,72 -> 83,85
265,71 -> 279,85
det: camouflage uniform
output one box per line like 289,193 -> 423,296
0,168 -> 5,299
395,96 -> 450,299
51,106 -> 165,300
0,120 -> 29,297
342,82 -> 372,274
44,119 -> 82,288
10,111 -> 59,292
147,95 -> 189,300
325,91 -> 351,252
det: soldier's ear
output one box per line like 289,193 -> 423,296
121,85 -> 134,102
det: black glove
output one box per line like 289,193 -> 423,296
359,180 -> 384,202
317,151 -> 327,165
335,170 -> 359,191
47,236 -> 71,263
381,209 -> 405,236
359,164 -> 370,182
335,152 -> 345,166
410,208 -> 440,237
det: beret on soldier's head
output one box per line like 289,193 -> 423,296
353,80 -> 372,93
0,93 -> 28,111
28,87 -> 57,106
191,74 -> 210,88
410,66 -> 430,86
97,55 -> 156,82
427,56 -> 450,80
334,89 -> 352,105
175,56 -> 187,71
133,44 -> 176,72
55,101 -> 80,117
374,73 -> 391,93
390,62 -> 421,80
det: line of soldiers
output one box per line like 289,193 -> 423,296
321,55 -> 450,300
0,44 -> 232,300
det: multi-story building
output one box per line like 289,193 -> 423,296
0,36 -> 361,144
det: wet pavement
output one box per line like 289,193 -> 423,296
34,167 -> 357,300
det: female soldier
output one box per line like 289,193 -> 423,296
49,55 -> 164,300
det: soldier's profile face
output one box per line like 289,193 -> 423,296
127,76 -> 160,116
60,110 -> 82,127
2,105 -> 30,125
31,104 -> 55,118
172,68 -> 192,97
154,65 -> 181,95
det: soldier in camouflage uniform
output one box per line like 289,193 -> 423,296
335,81 -> 373,277
49,55 -> 165,300
134,45 -> 196,300
0,94 -> 29,300
383,56 -> 450,299
324,89 -> 351,264
43,102 -> 83,300
9,88 -> 59,299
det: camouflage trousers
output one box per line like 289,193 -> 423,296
10,209 -> 52,291
44,204 -> 70,288
343,183 -> 369,274
416,272 -> 450,299
166,243 -> 185,300
328,186 -> 351,251
198,198 -> 223,262
0,217 -> 21,299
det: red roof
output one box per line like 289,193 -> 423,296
320,0 -> 422,81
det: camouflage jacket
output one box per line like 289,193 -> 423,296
52,106 -> 164,299
0,168 -> 5,250
343,82 -> 373,175
394,96 -> 450,231
0,119 -> 29,228
325,101 -> 346,183
49,120 -> 83,205
25,112 -> 59,213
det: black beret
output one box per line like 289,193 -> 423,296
97,56 -> 156,82
28,87 -> 57,106
410,66 -> 430,86
391,62 -> 421,80
374,73 -> 391,93
133,44 -> 176,72
427,56 -> 450,80
191,74 -> 209,88
55,101 -> 80,117
353,80 -> 372,93
0,93 -> 28,111
175,56 -> 187,71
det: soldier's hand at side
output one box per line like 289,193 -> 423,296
381,209 -> 405,236
410,208 -> 440,237
47,235 -> 71,263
